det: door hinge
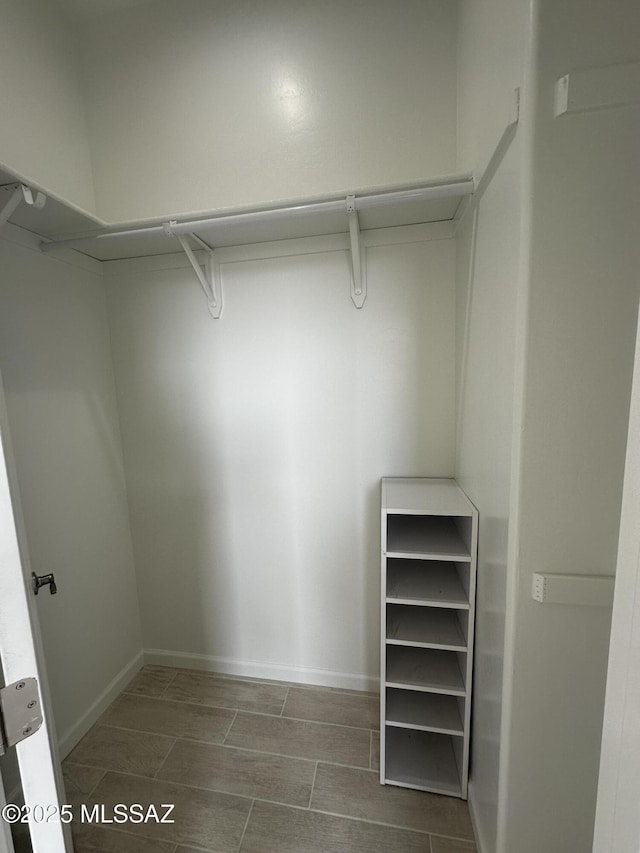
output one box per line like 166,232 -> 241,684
0,678 -> 42,756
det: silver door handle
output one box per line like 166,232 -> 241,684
32,573 -> 57,595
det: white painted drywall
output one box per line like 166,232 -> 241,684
455,137 -> 521,853
0,0 -> 96,214
593,305 -> 640,853
106,232 -> 455,686
455,4 -> 532,847
78,0 -> 458,222
456,0 -> 530,178
0,227 -> 142,751
497,1 -> 640,851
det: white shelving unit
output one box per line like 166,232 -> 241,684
380,477 -> 478,799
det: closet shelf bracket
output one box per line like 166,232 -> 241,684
0,184 -> 46,234
164,221 -> 223,319
346,195 -> 366,308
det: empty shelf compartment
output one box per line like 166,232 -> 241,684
386,646 -> 466,695
386,515 -> 471,561
386,604 -> 467,650
386,688 -> 464,735
384,728 -> 462,797
386,559 -> 469,608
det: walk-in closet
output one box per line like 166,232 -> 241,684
0,1 -> 638,852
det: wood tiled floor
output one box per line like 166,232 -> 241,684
63,666 -> 477,853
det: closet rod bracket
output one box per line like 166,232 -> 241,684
346,195 -> 366,308
164,221 -> 223,319
0,183 -> 46,234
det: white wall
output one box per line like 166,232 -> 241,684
455,2 -> 531,849
456,0 -> 530,177
455,139 -> 521,853
106,230 -> 455,686
78,0 -> 458,223
0,0 -> 96,214
593,307 -> 640,852
0,226 -> 142,753
498,2 -> 640,851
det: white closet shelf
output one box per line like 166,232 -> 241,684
382,478 -> 474,517
385,646 -> 466,695
386,560 -> 469,608
386,605 -> 467,651
0,166 -> 473,262
386,516 -> 471,561
384,728 -> 462,797
386,689 -> 464,735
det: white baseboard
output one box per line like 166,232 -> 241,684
144,648 -> 379,693
58,650 -> 145,759
468,779 -> 490,853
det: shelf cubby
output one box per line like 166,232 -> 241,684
386,605 -> 467,651
386,559 -> 469,608
386,515 -> 471,561
384,727 -> 463,797
380,478 -> 477,800
386,688 -> 464,735
385,646 -> 466,695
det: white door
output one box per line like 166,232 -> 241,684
0,375 -> 70,852
593,305 -> 640,853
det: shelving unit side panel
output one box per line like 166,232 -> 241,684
460,507 -> 478,797
380,501 -> 388,783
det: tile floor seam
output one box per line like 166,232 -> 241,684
158,673 -> 179,699
222,710 -> 239,745
73,820 -> 175,849
303,805 -> 454,837
290,683 -> 379,697
70,766 -> 172,784
69,728 -> 375,772
236,799 -> 255,853
168,736 -> 372,770
90,722 -> 371,768
75,768 -> 456,837
429,831 -> 478,844
153,736 -> 179,779
428,833 -> 434,853
164,671 -> 296,690
120,692 -> 243,713
165,736 -> 320,766
117,687 -> 378,733
278,712 -> 379,733
65,772 -> 474,846
83,768 -> 107,801
307,761 -> 319,809
369,730 -> 373,769
232,706 -> 376,734
279,686 -> 290,716
86,721 -> 177,743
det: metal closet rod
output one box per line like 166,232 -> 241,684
39,179 -> 474,253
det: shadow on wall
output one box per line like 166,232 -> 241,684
111,240 -> 456,686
